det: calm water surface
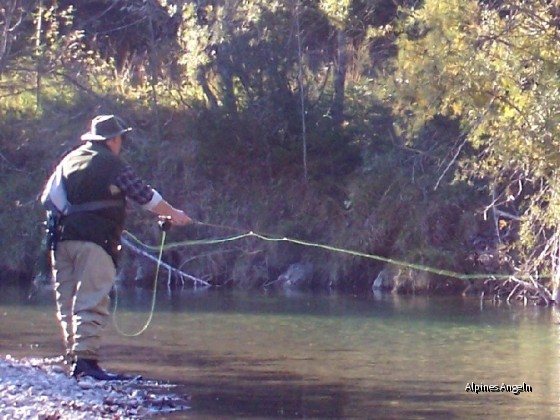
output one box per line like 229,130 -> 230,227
1,286 -> 559,418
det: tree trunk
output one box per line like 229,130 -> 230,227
0,0 -> 21,75
552,230 -> 560,304
216,43 -> 237,114
331,29 -> 347,126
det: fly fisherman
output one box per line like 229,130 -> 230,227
40,114 -> 192,380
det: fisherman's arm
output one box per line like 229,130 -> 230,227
114,166 -> 192,226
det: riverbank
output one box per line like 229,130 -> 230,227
0,355 -> 189,419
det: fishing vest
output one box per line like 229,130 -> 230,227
58,141 -> 126,265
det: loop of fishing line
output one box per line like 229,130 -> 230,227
112,230 -> 167,337
113,219 -> 545,336
124,221 -> 533,281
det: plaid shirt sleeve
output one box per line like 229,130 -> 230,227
113,165 -> 155,206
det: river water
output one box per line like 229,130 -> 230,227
0,285 -> 558,418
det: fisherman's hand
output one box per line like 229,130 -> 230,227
170,209 -> 192,226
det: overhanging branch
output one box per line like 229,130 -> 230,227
121,236 -> 211,288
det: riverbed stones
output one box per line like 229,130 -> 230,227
0,355 -> 189,418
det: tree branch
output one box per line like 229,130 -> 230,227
121,236 -> 211,288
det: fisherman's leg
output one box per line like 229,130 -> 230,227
71,241 -> 115,361
52,242 -> 78,360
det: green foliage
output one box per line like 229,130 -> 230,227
4,0 -> 560,294
319,0 -> 351,28
376,0 -> 560,282
386,0 -> 560,175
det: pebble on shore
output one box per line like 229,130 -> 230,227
0,355 -> 189,419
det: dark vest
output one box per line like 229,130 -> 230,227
58,141 -> 126,265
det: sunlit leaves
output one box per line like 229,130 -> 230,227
386,0 -> 560,173
319,0 -> 351,28
381,0 -> 560,274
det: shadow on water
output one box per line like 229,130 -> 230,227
173,375 -> 461,419
124,345 -> 465,419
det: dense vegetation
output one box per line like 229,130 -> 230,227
2,0 -> 560,303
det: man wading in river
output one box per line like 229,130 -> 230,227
41,114 -> 192,380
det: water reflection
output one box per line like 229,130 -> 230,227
1,287 -> 559,418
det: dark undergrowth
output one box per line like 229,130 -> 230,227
0,87 -> 505,297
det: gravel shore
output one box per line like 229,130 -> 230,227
0,355 -> 189,419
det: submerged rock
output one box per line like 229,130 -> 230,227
372,268 -> 395,291
277,263 -> 314,291
372,266 -> 464,295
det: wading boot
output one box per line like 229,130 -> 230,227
71,358 -> 135,381
64,352 -> 75,367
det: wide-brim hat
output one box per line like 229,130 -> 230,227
81,114 -> 132,141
